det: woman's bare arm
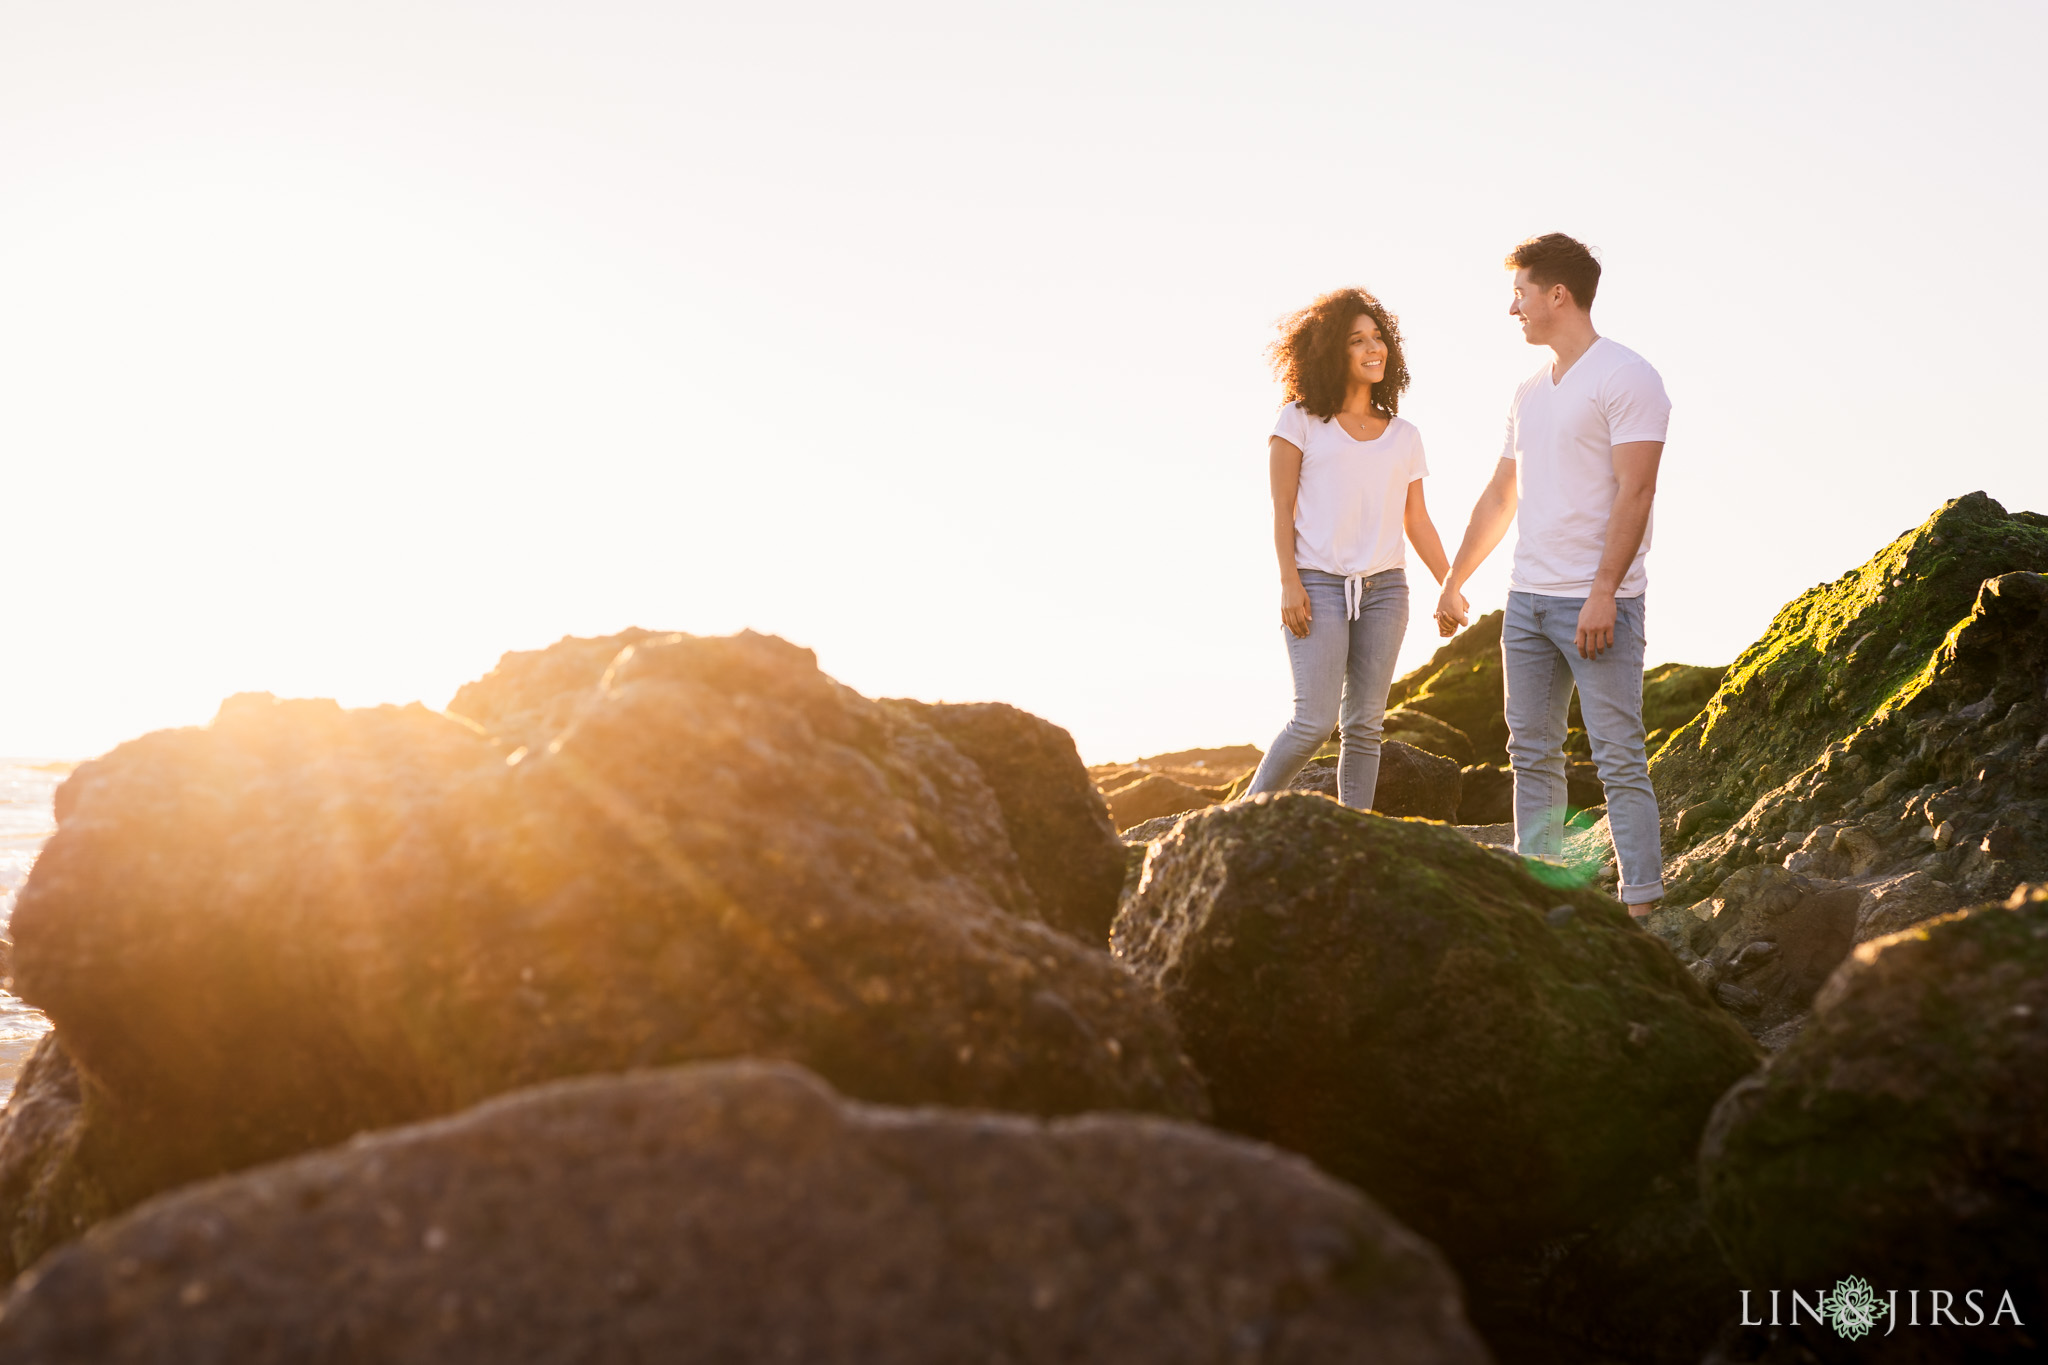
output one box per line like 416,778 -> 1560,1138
1269,436 -> 1311,638
1403,479 -> 1451,587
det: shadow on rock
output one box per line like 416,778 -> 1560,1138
1671,867 -> 1863,1045
0,1062 -> 1491,1365
1113,794 -> 1762,1362
1235,741 -> 1462,823
1699,885 -> 2048,1363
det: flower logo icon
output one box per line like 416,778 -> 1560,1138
1822,1275 -> 1887,1340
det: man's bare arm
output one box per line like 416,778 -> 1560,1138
1573,440 -> 1663,658
1435,457 -> 1518,632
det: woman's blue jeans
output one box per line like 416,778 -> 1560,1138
1245,567 -> 1409,810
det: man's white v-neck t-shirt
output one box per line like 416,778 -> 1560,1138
1274,403 -> 1428,579
1501,336 -> 1671,598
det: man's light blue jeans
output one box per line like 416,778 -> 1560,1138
1502,590 -> 1664,903
1245,567 -> 1408,810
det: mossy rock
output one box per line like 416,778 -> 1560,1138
1640,663 -> 1729,740
1700,887 -> 2048,1361
1112,794 -> 1760,1258
1396,611 -> 1723,773
1651,492 -> 2048,820
1565,662 -> 1727,759
1390,612 -> 1509,766
1659,557 -> 2048,911
1380,708 -> 1474,766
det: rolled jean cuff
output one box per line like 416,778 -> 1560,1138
1620,879 -> 1665,906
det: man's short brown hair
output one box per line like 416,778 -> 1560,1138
1505,233 -> 1600,310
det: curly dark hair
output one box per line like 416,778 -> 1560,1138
1269,287 -> 1409,420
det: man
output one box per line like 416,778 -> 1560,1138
1436,233 -> 1670,919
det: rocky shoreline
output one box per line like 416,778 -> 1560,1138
0,493 -> 2041,1362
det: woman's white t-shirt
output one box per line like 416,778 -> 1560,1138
1273,403 -> 1427,578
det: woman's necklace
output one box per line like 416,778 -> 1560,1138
1339,410 -> 1382,441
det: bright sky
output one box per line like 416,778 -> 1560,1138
1,1 -> 2042,764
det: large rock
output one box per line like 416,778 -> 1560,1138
1700,887 -> 2048,1362
1373,741 -> 1462,821
1563,662 -> 1727,760
457,640 -> 1130,946
1656,493 -> 2048,868
1456,763 -> 1513,825
1389,610 -> 1726,776
1640,496 -> 2048,1054
1118,812 -> 1199,845
887,700 -> 1127,944
1113,794 -> 1760,1247
1382,708 -> 1475,766
0,1063 -> 1493,1365
1114,795 -> 1761,1359
1642,662 -> 1730,749
0,632 -> 1206,1277
1658,548 -> 2048,964
1849,868 -> 1967,941
1676,866 -> 1863,1041
0,1039 -> 84,1277
1237,741 -> 1459,822
445,626 -> 657,749
1277,756 -> 1342,799
1563,758 -> 1606,814
1104,772 -> 1217,831
1090,745 -> 1260,794
1389,611 -> 1510,766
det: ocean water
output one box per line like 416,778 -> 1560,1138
0,760 -> 64,1106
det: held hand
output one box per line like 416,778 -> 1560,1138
1575,591 -> 1617,659
1281,579 -> 1312,639
1434,584 -> 1469,637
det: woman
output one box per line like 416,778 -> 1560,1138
1242,287 -> 1453,810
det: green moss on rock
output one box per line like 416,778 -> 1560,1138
1380,708 -> 1474,766
1641,663 -> 1728,755
1389,612 -> 1509,766
1112,794 -> 1760,1257
1699,886 -> 2048,1360
1392,611 -> 1725,773
1659,559 -> 2048,916
1652,492 -> 2048,819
